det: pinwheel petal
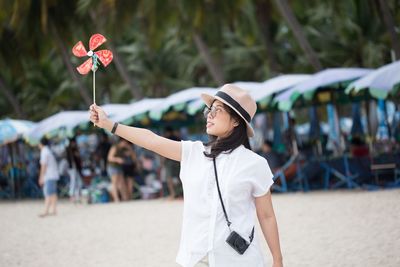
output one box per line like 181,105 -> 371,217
72,41 -> 87,57
89,33 -> 107,51
95,50 -> 113,67
76,58 -> 93,75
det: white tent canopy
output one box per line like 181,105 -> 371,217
26,111 -> 89,142
149,87 -> 216,120
275,68 -> 373,111
345,60 -> 400,99
251,74 -> 311,101
100,104 -> 131,119
187,75 -> 311,114
112,98 -> 164,123
231,81 -> 266,91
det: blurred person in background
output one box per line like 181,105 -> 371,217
107,138 -> 126,202
66,137 -> 83,203
97,132 -> 111,177
121,139 -> 140,200
349,136 -> 369,157
38,137 -> 60,217
258,140 -> 285,174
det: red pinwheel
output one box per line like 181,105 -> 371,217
72,33 -> 113,75
72,33 -> 113,105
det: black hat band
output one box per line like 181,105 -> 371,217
215,91 -> 251,123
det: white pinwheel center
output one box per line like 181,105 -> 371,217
87,50 -> 94,57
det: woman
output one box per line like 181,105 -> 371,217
107,138 -> 126,202
66,137 -> 83,203
90,84 -> 283,267
120,139 -> 139,200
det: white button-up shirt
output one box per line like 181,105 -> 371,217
176,141 -> 274,267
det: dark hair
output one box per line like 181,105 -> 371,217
203,102 -> 250,158
350,136 -> 365,146
40,137 -> 49,146
165,126 -> 174,133
263,140 -> 273,148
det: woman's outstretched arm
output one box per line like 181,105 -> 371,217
90,104 -> 182,162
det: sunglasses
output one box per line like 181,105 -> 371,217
203,105 -> 226,119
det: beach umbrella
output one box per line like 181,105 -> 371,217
149,87 -> 216,120
275,68 -> 372,111
0,119 -> 36,146
345,60 -> 400,99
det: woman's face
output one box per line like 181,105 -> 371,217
205,100 -> 238,138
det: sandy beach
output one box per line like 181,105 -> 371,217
0,189 -> 399,267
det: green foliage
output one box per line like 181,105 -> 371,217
0,0 -> 399,121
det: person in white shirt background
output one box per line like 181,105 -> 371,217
89,84 -> 283,267
38,137 -> 60,217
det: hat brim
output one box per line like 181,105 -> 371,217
201,93 -> 255,137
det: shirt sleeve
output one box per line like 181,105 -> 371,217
179,140 -> 203,182
40,148 -> 49,166
251,157 -> 274,197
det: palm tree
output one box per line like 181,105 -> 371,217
254,0 -> 281,74
174,0 -> 231,85
3,0 -> 93,106
273,0 -> 323,71
0,75 -> 25,119
376,0 -> 400,60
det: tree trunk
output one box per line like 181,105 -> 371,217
273,0 -> 323,71
107,41 -> 143,99
377,0 -> 400,60
255,0 -> 280,74
50,24 -> 92,106
0,76 -> 26,119
193,32 -> 225,86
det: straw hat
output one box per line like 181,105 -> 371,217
201,84 -> 257,137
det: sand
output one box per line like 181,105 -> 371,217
0,189 -> 399,267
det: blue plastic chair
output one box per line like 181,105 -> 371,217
273,154 -> 309,192
320,155 -> 359,189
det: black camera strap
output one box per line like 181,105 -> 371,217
213,157 -> 254,242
